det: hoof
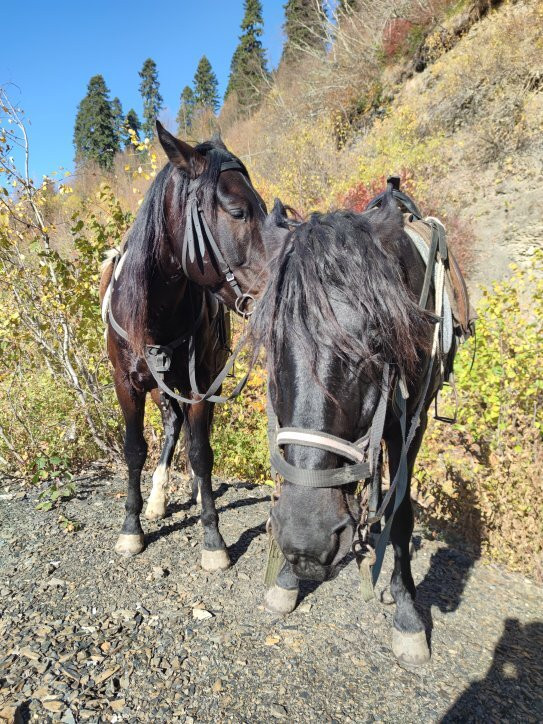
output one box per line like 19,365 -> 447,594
264,585 -> 298,615
380,587 -> 395,605
145,498 -> 168,520
115,533 -> 144,557
392,628 -> 430,666
201,548 -> 230,572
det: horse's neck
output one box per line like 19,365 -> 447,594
146,244 -> 194,333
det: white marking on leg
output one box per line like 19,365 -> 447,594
145,463 -> 169,520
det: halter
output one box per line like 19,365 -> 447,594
105,154 -> 256,405
182,155 -> 256,318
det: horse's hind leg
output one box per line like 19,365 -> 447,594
185,400 -> 230,571
114,376 -> 147,557
386,412 -> 430,665
145,390 -> 183,520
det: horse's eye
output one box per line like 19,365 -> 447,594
228,208 -> 246,220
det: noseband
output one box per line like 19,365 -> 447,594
182,156 -> 256,318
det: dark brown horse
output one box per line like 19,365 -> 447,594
100,123 -> 268,570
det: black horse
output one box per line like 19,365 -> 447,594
100,122 -> 268,570
252,191 -> 468,665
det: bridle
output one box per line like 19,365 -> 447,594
105,153 -> 261,405
181,154 -> 258,318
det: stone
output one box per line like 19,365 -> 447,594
270,703 -> 288,718
42,700 -> 65,713
192,609 -> 213,621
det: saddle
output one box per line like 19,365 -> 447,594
366,177 -> 475,341
403,215 -> 476,341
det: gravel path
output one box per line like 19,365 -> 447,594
1,470 -> 541,723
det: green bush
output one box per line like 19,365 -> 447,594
414,252 -> 543,580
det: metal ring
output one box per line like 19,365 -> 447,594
234,293 -> 255,318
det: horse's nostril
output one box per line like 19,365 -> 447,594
331,515 -> 352,536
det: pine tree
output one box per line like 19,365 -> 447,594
176,86 -> 195,136
225,0 -> 268,114
193,56 -> 219,112
123,109 -> 141,147
282,0 -> 326,63
111,97 -> 124,146
139,58 -> 163,140
73,75 -> 119,170
337,0 -> 357,11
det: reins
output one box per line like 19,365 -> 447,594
105,155 -> 254,405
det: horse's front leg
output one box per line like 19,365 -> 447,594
185,400 -> 230,571
386,411 -> 430,665
264,559 -> 299,615
114,375 -> 147,557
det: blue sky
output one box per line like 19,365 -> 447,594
1,1 -> 285,182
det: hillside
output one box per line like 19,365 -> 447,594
222,0 -> 543,295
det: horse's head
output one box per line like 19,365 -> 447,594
157,122 -> 268,312
266,335 -> 380,582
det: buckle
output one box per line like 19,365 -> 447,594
146,345 -> 172,373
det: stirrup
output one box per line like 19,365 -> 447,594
434,376 -> 458,424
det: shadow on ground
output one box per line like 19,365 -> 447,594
442,618 -> 543,722
414,477 -> 483,645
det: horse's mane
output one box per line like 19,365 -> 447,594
251,195 -> 432,386
119,141 -> 248,352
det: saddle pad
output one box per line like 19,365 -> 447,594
404,216 -> 475,339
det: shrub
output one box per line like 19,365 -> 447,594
414,252 -> 543,580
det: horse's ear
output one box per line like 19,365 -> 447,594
156,120 -> 205,177
271,198 -> 288,225
211,129 -> 227,150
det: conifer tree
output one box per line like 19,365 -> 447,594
176,86 -> 196,136
123,109 -> 141,147
139,58 -> 163,139
111,97 -> 124,146
282,0 -> 326,63
225,0 -> 268,114
73,75 -> 119,170
193,56 -> 219,112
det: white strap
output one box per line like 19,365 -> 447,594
276,429 -> 367,464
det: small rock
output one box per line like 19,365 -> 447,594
298,602 -> 312,613
44,577 -> 66,588
93,667 -> 119,686
192,609 -> 213,621
270,703 -> 288,718
61,709 -> 76,724
110,699 -> 125,712
212,679 -> 223,693
152,566 -> 169,579
42,700 -> 65,713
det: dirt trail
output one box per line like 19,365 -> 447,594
0,472 -> 541,723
